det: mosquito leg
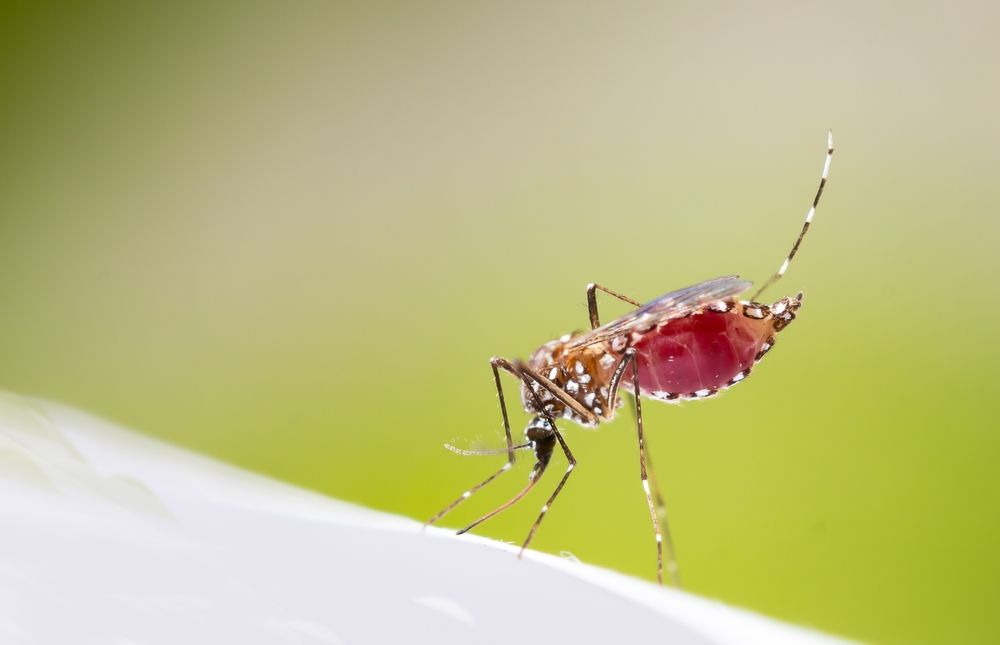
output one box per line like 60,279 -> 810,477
425,357 -> 522,527
624,393 -> 668,520
449,362 -> 569,540
751,131 -> 834,301
456,461 -> 548,535
608,348 -> 680,586
586,283 -> 643,328
611,350 -> 662,585
624,392 -> 680,587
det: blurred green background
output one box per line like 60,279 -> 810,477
1,1 -> 997,643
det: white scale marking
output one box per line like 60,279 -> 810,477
540,505 -> 549,513
642,480 -> 651,495
462,491 -> 471,499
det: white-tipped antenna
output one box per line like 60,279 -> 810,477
445,442 -> 530,457
751,131 -> 834,301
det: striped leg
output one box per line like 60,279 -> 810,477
425,357 -> 524,527
449,361 -> 574,552
608,348 -> 680,586
456,461 -> 548,535
751,131 -> 834,301
624,391 -> 681,587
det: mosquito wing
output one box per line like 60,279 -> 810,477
568,275 -> 752,349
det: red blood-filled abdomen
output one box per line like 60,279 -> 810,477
623,309 -> 773,398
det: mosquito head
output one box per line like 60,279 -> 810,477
522,415 -> 556,465
525,416 -> 554,443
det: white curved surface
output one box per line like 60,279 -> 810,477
0,392 -> 852,644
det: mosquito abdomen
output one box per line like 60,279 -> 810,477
623,298 -> 797,400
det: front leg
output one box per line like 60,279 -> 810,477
454,365 -> 570,538
425,357 -> 527,527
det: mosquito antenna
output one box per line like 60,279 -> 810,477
445,442 -> 532,457
751,131 -> 834,301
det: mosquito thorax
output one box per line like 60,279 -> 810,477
518,332 -> 622,427
520,337 -> 572,418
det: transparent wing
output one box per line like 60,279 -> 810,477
568,275 -> 752,349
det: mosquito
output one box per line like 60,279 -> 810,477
426,132 -> 834,586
